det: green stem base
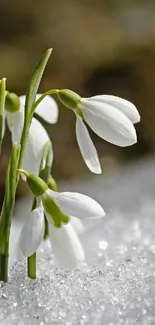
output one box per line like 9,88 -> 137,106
27,253 -> 36,279
0,254 -> 8,282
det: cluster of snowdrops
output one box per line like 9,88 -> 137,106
0,49 -> 140,282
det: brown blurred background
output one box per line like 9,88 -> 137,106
0,0 -> 155,201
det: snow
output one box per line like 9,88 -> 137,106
1,156 -> 155,324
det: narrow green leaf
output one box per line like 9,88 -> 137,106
25,48 -> 52,117
0,78 -> 6,147
0,143 -> 20,255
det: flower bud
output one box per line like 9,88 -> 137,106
5,93 -> 20,113
58,89 -> 81,110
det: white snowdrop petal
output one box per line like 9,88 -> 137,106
46,189 -> 105,219
22,117 -> 52,179
79,100 -> 137,147
20,206 -> 45,257
76,115 -> 102,174
35,94 -> 59,124
7,110 -> 24,144
48,222 -> 85,268
70,217 -> 84,234
19,95 -> 26,108
85,95 -> 140,124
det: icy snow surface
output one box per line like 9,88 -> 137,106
1,156 -> 155,325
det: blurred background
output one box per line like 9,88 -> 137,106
0,0 -> 155,202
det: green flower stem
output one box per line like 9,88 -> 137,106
16,116 -> 30,182
44,215 -> 49,239
0,255 -> 8,283
0,78 -> 6,153
31,89 -> 58,115
27,253 -> 36,279
27,196 -> 37,279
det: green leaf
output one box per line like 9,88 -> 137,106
0,78 -> 6,148
0,143 -> 20,255
25,48 -> 52,118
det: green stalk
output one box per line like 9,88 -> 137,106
16,116 -> 30,181
0,255 -> 8,282
31,89 -> 58,115
27,253 -> 36,279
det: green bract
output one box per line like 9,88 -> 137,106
27,174 -> 48,197
48,175 -> 57,191
5,93 -> 20,113
42,193 -> 69,228
58,89 -> 81,110
19,170 -> 48,197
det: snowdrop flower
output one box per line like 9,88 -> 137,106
58,90 -> 140,174
20,203 -> 86,268
19,171 -> 105,267
4,93 -> 58,176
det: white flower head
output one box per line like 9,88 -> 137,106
5,94 -> 58,178
20,202 -> 85,268
19,172 -> 105,266
58,90 -> 140,174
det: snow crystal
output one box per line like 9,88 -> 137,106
1,156 -> 155,324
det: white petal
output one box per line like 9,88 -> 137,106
70,217 -> 84,234
20,206 -> 45,257
20,94 -> 59,124
76,115 -> 101,174
79,100 -> 137,147
19,95 -> 26,108
7,109 -> 24,144
85,95 -> 140,124
45,189 -> 105,219
48,222 -> 85,268
22,118 -> 52,178
35,94 -> 59,124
